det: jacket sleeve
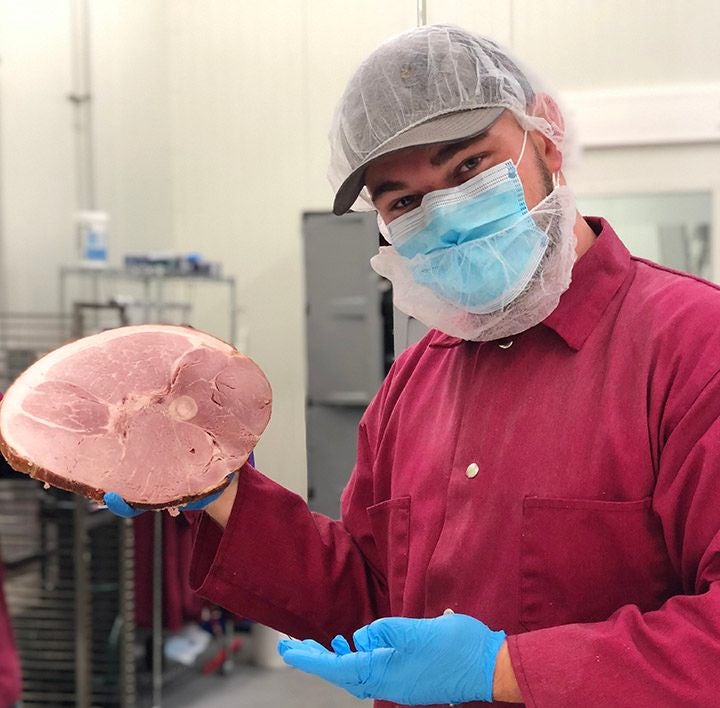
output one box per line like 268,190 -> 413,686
188,357 -> 406,646
508,369 -> 720,707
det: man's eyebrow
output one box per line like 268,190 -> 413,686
370,180 -> 407,202
429,133 -> 490,167
368,132 -> 491,201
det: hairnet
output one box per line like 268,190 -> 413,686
329,24 -> 567,214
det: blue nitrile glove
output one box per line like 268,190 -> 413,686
277,613 -> 506,705
103,485 -> 228,518
103,452 -> 254,518
103,491 -> 146,518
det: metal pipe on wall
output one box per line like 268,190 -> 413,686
416,0 -> 427,26
69,9 -> 96,705
68,0 -> 96,212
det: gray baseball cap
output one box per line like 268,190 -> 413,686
328,25 -> 542,215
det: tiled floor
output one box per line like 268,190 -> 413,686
161,662 -> 364,707
142,628 -> 363,708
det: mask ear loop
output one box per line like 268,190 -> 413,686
515,130 -> 529,167
517,131 -> 561,191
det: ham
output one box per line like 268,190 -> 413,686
0,324 -> 271,508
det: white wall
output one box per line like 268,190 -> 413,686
90,0 -> 175,259
1,0 -> 720,497
512,0 -> 720,90
0,0 -> 75,312
0,1 -> 177,313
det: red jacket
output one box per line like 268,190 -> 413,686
191,219 -> 720,707
0,555 -> 21,706
0,392 -> 22,706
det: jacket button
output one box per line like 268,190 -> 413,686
465,463 -> 479,478
443,608 -> 455,615
498,338 -> 514,349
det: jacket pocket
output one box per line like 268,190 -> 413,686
520,496 -> 679,631
367,496 -> 411,615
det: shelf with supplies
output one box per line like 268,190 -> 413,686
58,265 -> 239,345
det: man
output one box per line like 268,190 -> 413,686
109,25 -> 720,706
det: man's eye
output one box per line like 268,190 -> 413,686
391,195 -> 418,211
459,156 -> 482,173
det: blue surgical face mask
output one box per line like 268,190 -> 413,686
386,133 -> 551,314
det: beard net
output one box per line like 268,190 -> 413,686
369,186 -> 578,341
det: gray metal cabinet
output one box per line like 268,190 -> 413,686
302,212 -> 391,518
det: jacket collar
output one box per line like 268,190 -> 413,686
542,217 -> 631,351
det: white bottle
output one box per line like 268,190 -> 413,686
76,210 -> 109,266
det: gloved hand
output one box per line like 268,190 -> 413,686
278,613 -> 506,705
103,452 -> 254,517
103,485 -> 228,517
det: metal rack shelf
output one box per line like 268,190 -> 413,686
56,264 -> 241,706
58,265 -> 238,344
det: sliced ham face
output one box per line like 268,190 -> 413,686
0,325 -> 272,508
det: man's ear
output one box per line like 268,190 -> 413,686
531,93 -> 565,134
528,93 -> 564,172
